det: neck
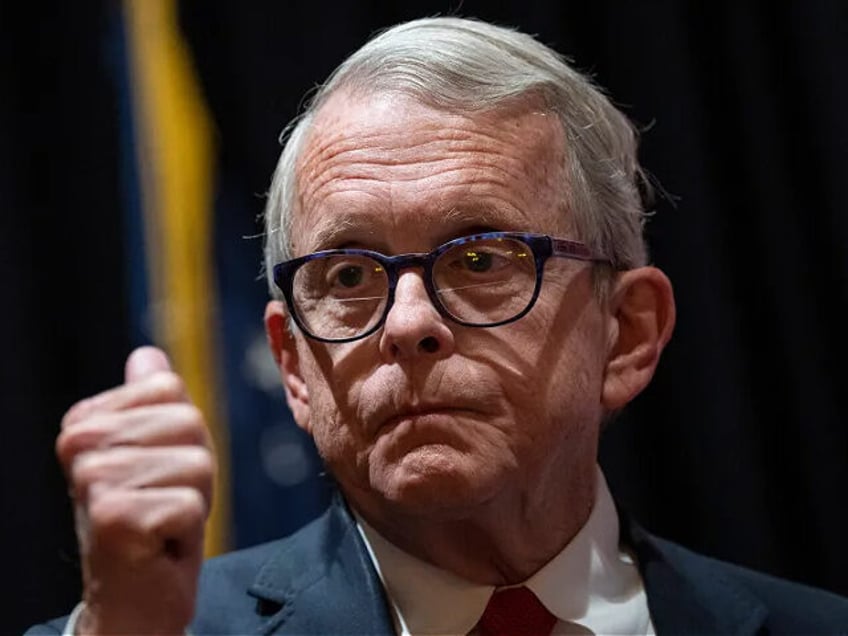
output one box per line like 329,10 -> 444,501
346,464 -> 597,585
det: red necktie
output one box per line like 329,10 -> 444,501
476,586 -> 557,636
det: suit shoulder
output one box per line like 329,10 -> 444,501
22,620 -> 64,635
200,537 -> 287,584
192,506 -> 346,633
710,553 -> 848,625
197,517 -> 322,598
648,534 -> 848,630
199,502 -> 344,585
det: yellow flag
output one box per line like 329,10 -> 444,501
123,0 -> 229,556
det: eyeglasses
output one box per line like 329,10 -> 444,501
272,231 -> 610,343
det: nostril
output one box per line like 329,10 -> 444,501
419,336 -> 439,353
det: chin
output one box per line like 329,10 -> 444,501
369,445 -> 500,516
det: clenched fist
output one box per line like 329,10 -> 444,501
56,347 -> 215,635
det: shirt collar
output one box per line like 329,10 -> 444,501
356,467 -> 650,635
356,513 -> 491,635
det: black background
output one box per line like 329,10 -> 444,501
4,1 -> 847,633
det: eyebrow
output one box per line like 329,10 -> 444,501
305,206 -> 505,253
307,217 -> 361,252
443,206 -> 499,228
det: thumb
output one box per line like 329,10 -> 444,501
125,346 -> 172,383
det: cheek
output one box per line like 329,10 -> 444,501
298,353 -> 371,475
469,297 -> 606,436
540,329 -> 607,441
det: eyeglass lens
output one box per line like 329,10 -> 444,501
290,236 -> 538,340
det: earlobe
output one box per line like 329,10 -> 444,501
601,267 -> 676,411
264,301 -> 312,432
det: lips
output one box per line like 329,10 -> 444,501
382,406 -> 471,428
370,402 -> 481,435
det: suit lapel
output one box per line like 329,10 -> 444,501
624,518 -> 769,635
247,494 -> 396,635
243,494 -> 771,634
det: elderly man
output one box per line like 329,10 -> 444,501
31,16 -> 848,636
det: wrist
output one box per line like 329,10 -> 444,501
76,603 -> 188,636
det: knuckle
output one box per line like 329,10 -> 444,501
178,402 -> 203,422
184,446 -> 215,476
179,488 -> 206,521
87,493 -> 156,562
60,405 -> 81,430
173,403 -> 207,434
88,491 -> 132,534
56,424 -> 95,467
70,452 -> 103,490
140,489 -> 205,536
62,396 -> 99,428
56,415 -> 114,465
151,372 -> 186,400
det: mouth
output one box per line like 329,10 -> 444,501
373,406 -> 480,460
379,406 -> 476,431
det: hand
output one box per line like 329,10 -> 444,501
57,347 -> 215,635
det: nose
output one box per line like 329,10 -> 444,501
379,271 -> 455,362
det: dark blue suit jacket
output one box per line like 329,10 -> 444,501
30,494 -> 848,635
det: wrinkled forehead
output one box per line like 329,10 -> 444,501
297,88 -> 565,171
290,90 -> 570,251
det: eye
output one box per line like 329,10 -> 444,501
452,247 -> 516,275
435,237 -> 534,289
322,257 -> 385,295
335,265 -> 364,288
462,250 -> 493,273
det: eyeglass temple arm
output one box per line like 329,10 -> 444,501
549,237 -> 611,264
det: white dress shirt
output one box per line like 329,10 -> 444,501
356,467 -> 655,635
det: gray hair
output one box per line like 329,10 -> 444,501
264,16 -> 650,299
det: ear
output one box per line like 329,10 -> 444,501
602,267 -> 676,411
264,301 -> 311,433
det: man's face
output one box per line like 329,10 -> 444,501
279,92 -> 611,520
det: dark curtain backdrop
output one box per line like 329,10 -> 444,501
2,2 -> 130,634
4,1 -> 847,633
